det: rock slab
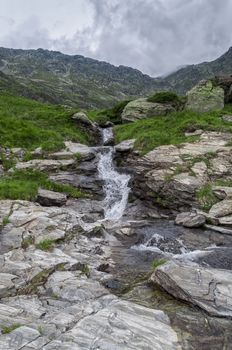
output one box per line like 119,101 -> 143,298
152,261 -> 232,317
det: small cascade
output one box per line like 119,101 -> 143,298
97,145 -> 131,221
102,127 -> 114,145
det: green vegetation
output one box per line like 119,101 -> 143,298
88,99 -> 131,125
114,105 -> 232,154
2,217 -> 10,226
0,93 -> 91,152
0,169 -> 86,201
1,324 -> 22,334
147,91 -> 181,104
0,153 -> 16,171
36,239 -> 56,251
196,184 -> 218,211
21,236 -> 35,249
152,259 -> 167,270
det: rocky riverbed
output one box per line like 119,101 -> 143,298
1,130 -> 232,349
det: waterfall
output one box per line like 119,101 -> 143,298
98,146 -> 131,221
102,128 -> 114,145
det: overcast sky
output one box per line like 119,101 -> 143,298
0,0 -> 232,76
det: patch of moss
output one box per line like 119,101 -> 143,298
152,259 -> 167,270
1,323 -> 22,334
196,184 -> 218,211
36,239 -> 56,251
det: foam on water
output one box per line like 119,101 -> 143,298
98,147 -> 131,221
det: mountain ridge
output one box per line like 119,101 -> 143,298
0,46 -> 232,108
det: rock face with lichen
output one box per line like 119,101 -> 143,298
185,80 -> 224,113
121,98 -> 176,122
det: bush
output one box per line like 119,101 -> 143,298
147,91 -> 180,104
88,99 -> 131,125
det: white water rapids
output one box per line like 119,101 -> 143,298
98,129 -> 131,221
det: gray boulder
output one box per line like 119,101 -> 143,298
209,199 -> 232,218
115,139 -> 135,152
175,212 -> 206,228
37,189 -> 67,207
72,111 -> 98,131
121,98 -> 175,122
151,260 -> 232,317
185,80 -> 224,113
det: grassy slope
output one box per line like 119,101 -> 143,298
0,169 -> 86,201
0,93 -> 92,201
0,93 -> 91,151
114,104 -> 232,154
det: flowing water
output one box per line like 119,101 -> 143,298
98,147 -> 131,221
94,128 -> 232,348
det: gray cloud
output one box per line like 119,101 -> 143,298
0,0 -> 232,76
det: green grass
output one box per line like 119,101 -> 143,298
0,169 -> 86,201
196,184 -> 218,211
152,259 -> 167,270
1,324 -> 22,334
0,93 -> 91,151
114,105 -> 232,154
36,239 -> 56,251
88,99 -> 131,125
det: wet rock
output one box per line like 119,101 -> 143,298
115,139 -> 135,153
152,260 -> 232,317
121,98 -> 176,122
37,189 -> 67,207
50,172 -> 104,198
185,80 -> 224,113
175,212 -> 206,228
209,199 -> 232,218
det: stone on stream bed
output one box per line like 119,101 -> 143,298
151,260 -> 232,317
175,212 -> 206,228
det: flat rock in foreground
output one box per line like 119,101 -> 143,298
42,297 -> 180,350
151,261 -> 232,317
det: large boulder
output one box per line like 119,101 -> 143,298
72,111 -> 98,131
151,261 -> 232,317
209,199 -> 232,218
121,98 -> 175,122
185,80 -> 224,113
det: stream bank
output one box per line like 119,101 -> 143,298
0,128 -> 232,349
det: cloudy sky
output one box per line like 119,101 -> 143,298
0,0 -> 232,76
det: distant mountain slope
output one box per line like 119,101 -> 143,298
165,47 -> 232,94
0,47 -> 168,108
0,46 -> 231,108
